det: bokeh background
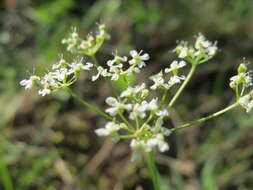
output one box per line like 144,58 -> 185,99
1,0 -> 253,190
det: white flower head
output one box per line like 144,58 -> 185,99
150,71 -> 169,90
105,97 -> 132,116
95,122 -> 121,137
173,41 -> 188,58
129,50 -> 150,68
69,61 -> 93,74
20,75 -> 40,90
165,60 -> 186,75
239,93 -> 253,113
38,88 -> 51,96
129,103 -> 147,120
168,75 -> 185,86
92,66 -> 111,81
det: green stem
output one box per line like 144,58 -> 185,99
171,102 -> 239,132
146,151 -> 161,190
161,89 -> 169,106
168,64 -> 197,107
91,54 -> 100,66
65,87 -> 113,121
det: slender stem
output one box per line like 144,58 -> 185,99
168,64 -> 197,107
91,54 -> 100,66
171,102 -> 239,132
146,151 -> 161,190
120,134 -> 136,139
161,89 -> 169,106
65,87 -> 113,121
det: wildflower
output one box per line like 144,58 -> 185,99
129,103 -> 147,119
146,134 -> 169,152
129,50 -> 150,68
150,71 -> 168,90
168,75 -> 185,86
20,75 -> 40,90
69,61 -> 93,74
165,60 -> 186,75
38,88 -> 51,96
239,93 -> 253,113
229,63 -> 252,89
92,66 -> 111,81
61,27 -> 79,52
174,34 -> 217,64
62,24 -> 109,56
95,121 -> 121,137
52,57 -> 68,70
105,97 -> 132,116
173,41 -> 188,58
156,109 -> 169,117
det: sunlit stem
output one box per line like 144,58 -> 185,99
64,87 -> 113,121
120,134 -> 136,139
135,116 -> 140,130
168,64 -> 197,108
91,54 -> 100,66
171,102 -> 239,132
146,151 -> 161,190
161,89 -> 169,106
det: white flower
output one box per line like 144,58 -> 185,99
20,75 -> 40,89
165,60 -> 186,74
53,68 -> 69,81
125,66 -> 140,76
129,50 -> 150,68
195,33 -> 217,57
121,83 -> 148,99
129,103 -> 147,120
147,134 -> 169,152
168,75 -> 185,86
156,109 -> 169,117
105,97 -> 132,116
95,122 -> 121,137
239,94 -> 253,113
40,73 -> 58,88
52,58 -> 68,70
38,88 -> 51,96
229,73 -> 252,88
179,47 -> 188,58
92,66 -> 111,81
174,41 -> 188,58
146,98 -> 158,111
150,71 -> 168,90
69,62 -> 93,73
61,28 -> 79,52
120,87 -> 134,98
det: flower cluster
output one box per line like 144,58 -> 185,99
92,50 -> 150,81
230,62 -> 253,112
20,57 -> 93,96
173,33 -> 217,64
62,24 -> 109,56
21,24 -> 251,163
95,82 -> 171,160
150,61 -> 186,90
230,63 -> 252,90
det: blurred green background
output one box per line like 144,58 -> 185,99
0,0 -> 253,189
